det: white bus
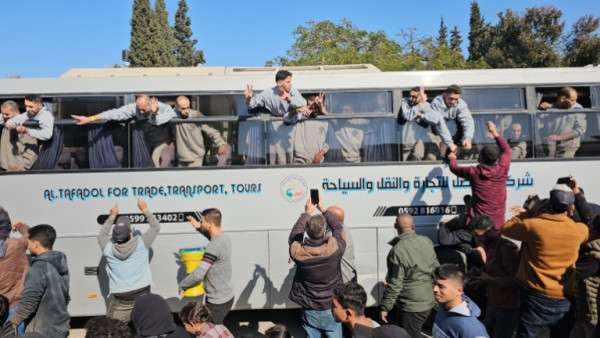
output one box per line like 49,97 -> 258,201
1,65 -> 599,316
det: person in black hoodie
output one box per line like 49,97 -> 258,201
9,224 -> 70,338
131,293 -> 190,338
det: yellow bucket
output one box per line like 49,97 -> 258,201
179,247 -> 206,297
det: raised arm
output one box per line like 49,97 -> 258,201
138,199 -> 161,248
457,100 -> 474,142
98,204 -> 118,250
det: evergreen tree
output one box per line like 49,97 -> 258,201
437,17 -> 448,47
485,6 -> 564,68
174,0 -> 205,66
564,15 -> 600,66
450,26 -> 462,52
129,0 -> 153,67
468,1 -> 489,62
152,0 -> 177,67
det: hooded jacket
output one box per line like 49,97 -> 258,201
98,210 -> 161,295
9,250 -> 70,338
449,134 -> 511,230
432,295 -> 489,338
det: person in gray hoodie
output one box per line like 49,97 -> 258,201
9,224 -> 70,338
98,198 -> 161,322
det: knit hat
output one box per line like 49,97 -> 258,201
131,293 -> 176,337
354,323 -> 410,338
549,184 -> 575,213
111,216 -> 131,242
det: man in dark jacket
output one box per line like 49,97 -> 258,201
9,224 -> 70,338
289,197 -> 346,338
448,121 -> 511,230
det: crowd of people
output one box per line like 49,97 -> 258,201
0,70 -> 590,171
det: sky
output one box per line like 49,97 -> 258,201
0,0 -> 597,78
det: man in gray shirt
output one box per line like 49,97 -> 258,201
173,96 -> 227,167
398,87 -> 456,161
72,94 -> 177,167
245,70 -> 309,164
538,86 -> 586,158
5,94 -> 54,142
1,100 -> 38,171
179,208 -> 233,325
430,85 -> 475,154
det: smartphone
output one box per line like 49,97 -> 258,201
310,189 -> 319,205
556,177 -> 570,184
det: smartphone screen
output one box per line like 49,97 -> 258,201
310,189 -> 319,204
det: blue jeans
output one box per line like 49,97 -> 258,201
301,308 -> 342,338
516,288 -> 572,338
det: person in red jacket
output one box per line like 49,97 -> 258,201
447,121 -> 511,230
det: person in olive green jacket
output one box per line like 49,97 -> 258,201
380,213 -> 440,338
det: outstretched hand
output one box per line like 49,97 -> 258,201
71,115 -> 91,125
486,121 -> 499,137
186,215 -> 202,229
150,97 -> 159,114
109,203 -> 119,218
137,198 -> 148,212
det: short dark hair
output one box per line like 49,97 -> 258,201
84,316 -> 130,338
202,208 -> 222,227
275,70 -> 292,82
29,224 -> 56,249
1,100 -> 19,112
410,86 -> 421,92
434,264 -> 465,286
480,144 -> 500,165
0,295 -> 8,325
305,214 -> 326,239
265,324 -> 291,338
24,94 -> 43,104
179,301 -> 211,325
558,87 -> 575,99
445,85 -> 462,95
470,215 -> 494,230
333,281 -> 367,316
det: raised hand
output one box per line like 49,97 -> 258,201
137,198 -> 148,212
186,215 -> 201,229
244,84 -> 253,101
150,97 -> 159,114
486,121 -> 498,137
109,203 -> 119,218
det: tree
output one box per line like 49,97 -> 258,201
267,19 -> 418,71
467,1 -> 491,62
174,0 -> 205,66
485,6 -> 564,68
150,0 -> 177,67
450,26 -> 462,52
129,0 -> 153,67
437,17 -> 448,48
564,15 -> 600,66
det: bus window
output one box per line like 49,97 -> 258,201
326,91 -> 393,114
593,87 -> 600,108
534,111 -> 599,158
462,88 -> 526,111
535,86 -> 591,109
324,116 -> 398,163
171,119 -> 241,166
57,96 -> 120,119
237,118 -> 267,165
